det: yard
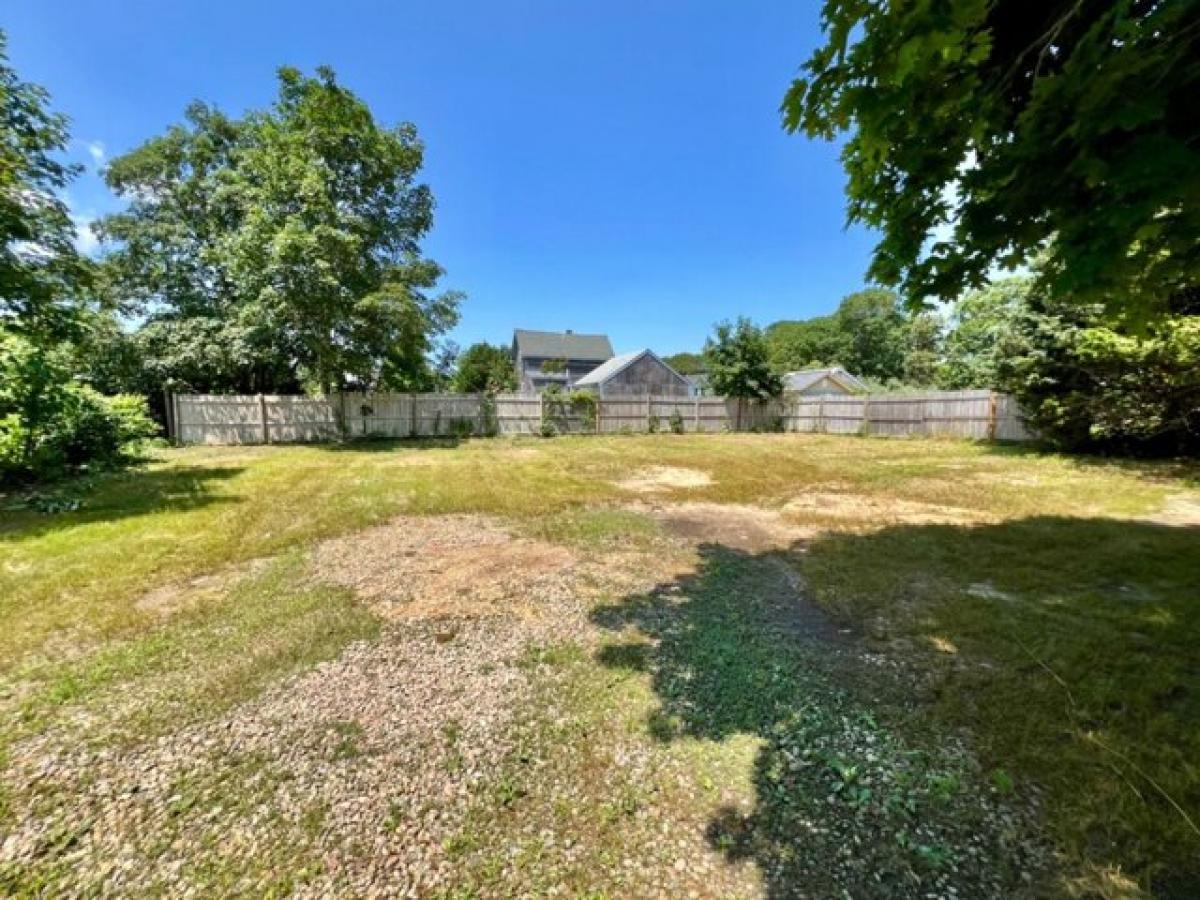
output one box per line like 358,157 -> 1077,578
1,434 -> 1197,898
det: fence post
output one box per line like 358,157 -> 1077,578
987,391 -> 998,440
694,397 -> 700,433
818,396 -> 825,434
163,388 -> 175,445
257,393 -> 268,444
409,393 -> 417,437
595,395 -> 602,434
645,393 -> 652,431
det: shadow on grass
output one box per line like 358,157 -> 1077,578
315,436 -> 465,453
590,516 -> 1200,898
0,465 -> 244,541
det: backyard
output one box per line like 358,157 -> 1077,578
0,434 -> 1197,898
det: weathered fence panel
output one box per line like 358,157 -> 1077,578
172,390 -> 1034,445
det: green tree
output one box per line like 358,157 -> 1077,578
830,289 -> 907,382
99,66 -> 461,394
938,279 -> 1030,389
703,318 -> 782,427
0,29 -> 91,340
662,352 -> 706,377
453,342 -> 516,393
764,315 -> 844,372
784,0 -> 1199,320
997,290 -> 1200,455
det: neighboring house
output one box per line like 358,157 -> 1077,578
573,349 -> 693,398
688,372 -> 711,396
512,329 -> 614,393
784,367 -> 869,396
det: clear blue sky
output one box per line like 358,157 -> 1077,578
6,0 -> 877,355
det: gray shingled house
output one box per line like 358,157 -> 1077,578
573,349 -> 693,398
512,329 -> 614,393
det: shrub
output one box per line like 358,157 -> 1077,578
669,411 -> 685,434
447,417 -> 475,439
0,386 -> 158,484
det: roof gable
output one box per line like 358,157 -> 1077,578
513,329 -> 614,361
574,349 -> 689,387
784,367 -> 868,393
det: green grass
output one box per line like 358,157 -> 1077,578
1,433 -> 1196,895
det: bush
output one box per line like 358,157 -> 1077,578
668,411 -> 685,434
0,387 -> 158,484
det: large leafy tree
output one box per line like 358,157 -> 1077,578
765,289 -> 940,385
99,66 -> 460,393
452,342 -> 516,393
784,0 -> 1200,319
0,30 -> 90,340
704,317 -> 782,410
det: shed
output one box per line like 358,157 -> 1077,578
574,349 -> 693,398
783,367 -> 868,396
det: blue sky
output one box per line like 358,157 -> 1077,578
6,0 -> 877,355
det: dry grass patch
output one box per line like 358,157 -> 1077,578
615,465 -> 714,493
309,515 -> 578,621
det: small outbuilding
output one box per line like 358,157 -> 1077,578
783,367 -> 868,396
574,349 -> 693,398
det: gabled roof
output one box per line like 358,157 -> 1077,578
513,329 -> 613,361
574,349 -> 689,387
784,367 -> 869,393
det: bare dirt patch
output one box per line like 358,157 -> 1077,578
631,501 -> 811,553
783,491 -> 980,527
310,515 -> 578,621
615,465 -> 714,493
135,556 -> 275,617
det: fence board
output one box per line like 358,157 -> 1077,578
174,390 -> 1034,445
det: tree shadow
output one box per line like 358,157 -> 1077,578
0,465 -> 244,542
590,515 -> 1199,897
315,436 -> 464,453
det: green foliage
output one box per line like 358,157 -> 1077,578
766,290 -> 942,386
453,343 -> 517,393
784,0 -> 1200,320
662,352 -> 706,377
0,332 -> 157,483
997,290 -> 1200,455
539,358 -> 567,374
98,66 -> 460,394
540,387 -> 597,435
937,280 -> 1029,390
703,318 -> 782,400
0,31 -> 92,343
668,411 -> 685,435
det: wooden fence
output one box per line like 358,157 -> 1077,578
169,390 -> 1033,445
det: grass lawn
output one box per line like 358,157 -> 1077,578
1,434 -> 1196,897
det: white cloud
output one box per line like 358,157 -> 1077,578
71,212 -> 100,255
85,140 -> 106,167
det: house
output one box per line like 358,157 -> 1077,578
573,349 -> 693,398
783,367 -> 868,395
512,329 -> 614,393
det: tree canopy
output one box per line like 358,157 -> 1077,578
98,66 -> 460,393
765,289 -> 941,386
452,342 -> 517,393
703,317 -> 782,400
0,31 -> 91,341
784,0 -> 1199,319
